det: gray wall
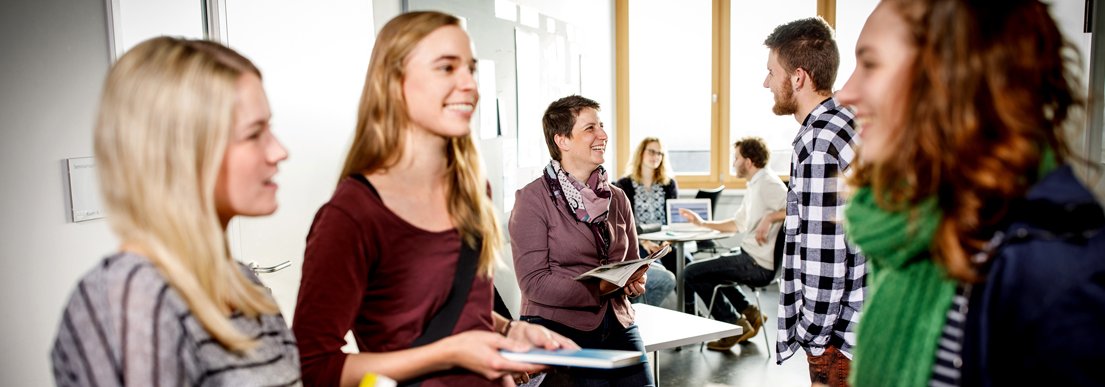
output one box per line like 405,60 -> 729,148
0,0 -> 117,385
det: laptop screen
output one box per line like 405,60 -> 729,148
666,198 -> 712,225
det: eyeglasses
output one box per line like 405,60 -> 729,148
645,149 -> 664,157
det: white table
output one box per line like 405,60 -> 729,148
638,229 -> 734,313
635,303 -> 742,384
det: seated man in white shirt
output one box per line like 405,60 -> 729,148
679,137 -> 786,351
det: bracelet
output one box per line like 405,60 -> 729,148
500,320 -> 516,336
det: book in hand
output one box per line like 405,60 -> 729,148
500,348 -> 645,369
573,245 -> 671,288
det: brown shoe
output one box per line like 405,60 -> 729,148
707,318 -> 754,351
741,305 -> 767,341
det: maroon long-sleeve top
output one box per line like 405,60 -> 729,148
508,177 -> 639,331
293,175 -> 496,387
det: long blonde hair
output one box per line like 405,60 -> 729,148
95,37 -> 278,352
626,137 -> 672,185
339,11 -> 502,276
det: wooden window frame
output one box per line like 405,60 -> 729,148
615,0 -> 835,189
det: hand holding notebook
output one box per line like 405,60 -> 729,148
573,245 -> 671,287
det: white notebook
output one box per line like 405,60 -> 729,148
501,348 -> 645,369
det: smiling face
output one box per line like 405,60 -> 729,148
214,73 -> 287,226
837,3 -> 916,164
764,50 -> 798,116
402,25 -> 478,138
556,107 -> 607,174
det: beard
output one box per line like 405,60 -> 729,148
771,83 -> 798,116
736,163 -> 750,179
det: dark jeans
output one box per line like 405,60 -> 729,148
682,251 -> 773,323
521,309 -> 654,387
807,345 -> 851,387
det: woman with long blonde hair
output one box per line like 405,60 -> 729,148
51,37 -> 300,386
293,11 -> 575,387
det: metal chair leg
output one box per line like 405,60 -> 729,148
750,286 -> 772,360
699,283 -> 740,351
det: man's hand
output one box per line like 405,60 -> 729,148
754,217 -> 773,245
678,208 -> 704,225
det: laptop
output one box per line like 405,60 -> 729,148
664,198 -> 713,231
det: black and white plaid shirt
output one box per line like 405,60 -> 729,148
776,97 -> 867,363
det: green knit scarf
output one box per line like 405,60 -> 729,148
845,189 -> 952,387
846,148 -> 1057,386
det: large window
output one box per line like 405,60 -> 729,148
627,0 -> 713,176
617,0 -> 879,189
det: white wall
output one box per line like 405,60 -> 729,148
1045,0 -> 1105,201
221,0 -> 376,329
0,1 -> 117,385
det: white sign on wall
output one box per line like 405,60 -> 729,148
66,157 -> 103,222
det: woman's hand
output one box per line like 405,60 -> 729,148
500,323 -> 577,386
436,330 -> 545,382
619,265 -> 649,298
624,267 -> 647,298
507,321 -> 581,350
642,240 -> 670,255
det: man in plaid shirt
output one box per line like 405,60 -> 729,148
753,17 -> 866,387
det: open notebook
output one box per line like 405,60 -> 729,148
664,198 -> 712,231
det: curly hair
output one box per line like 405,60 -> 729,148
733,136 -> 770,169
853,0 -> 1082,282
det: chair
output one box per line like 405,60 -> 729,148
699,225 -> 786,356
692,185 -> 725,253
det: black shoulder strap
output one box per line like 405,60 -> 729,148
401,239 -> 480,387
411,240 -> 480,347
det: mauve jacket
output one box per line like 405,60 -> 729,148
509,176 -> 639,331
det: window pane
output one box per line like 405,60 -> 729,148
835,0 -> 880,91
728,0 -> 816,176
629,0 -> 713,175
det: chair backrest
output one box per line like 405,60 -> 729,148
693,185 -> 725,219
770,223 -> 786,280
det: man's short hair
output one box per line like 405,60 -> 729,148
764,17 -> 839,93
542,95 -> 600,161
734,136 -> 770,169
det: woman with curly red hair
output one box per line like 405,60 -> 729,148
838,0 -> 1105,385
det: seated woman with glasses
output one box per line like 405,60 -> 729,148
613,137 -> 680,307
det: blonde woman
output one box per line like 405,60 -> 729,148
293,11 -> 576,387
613,137 -> 677,307
50,37 -> 300,386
